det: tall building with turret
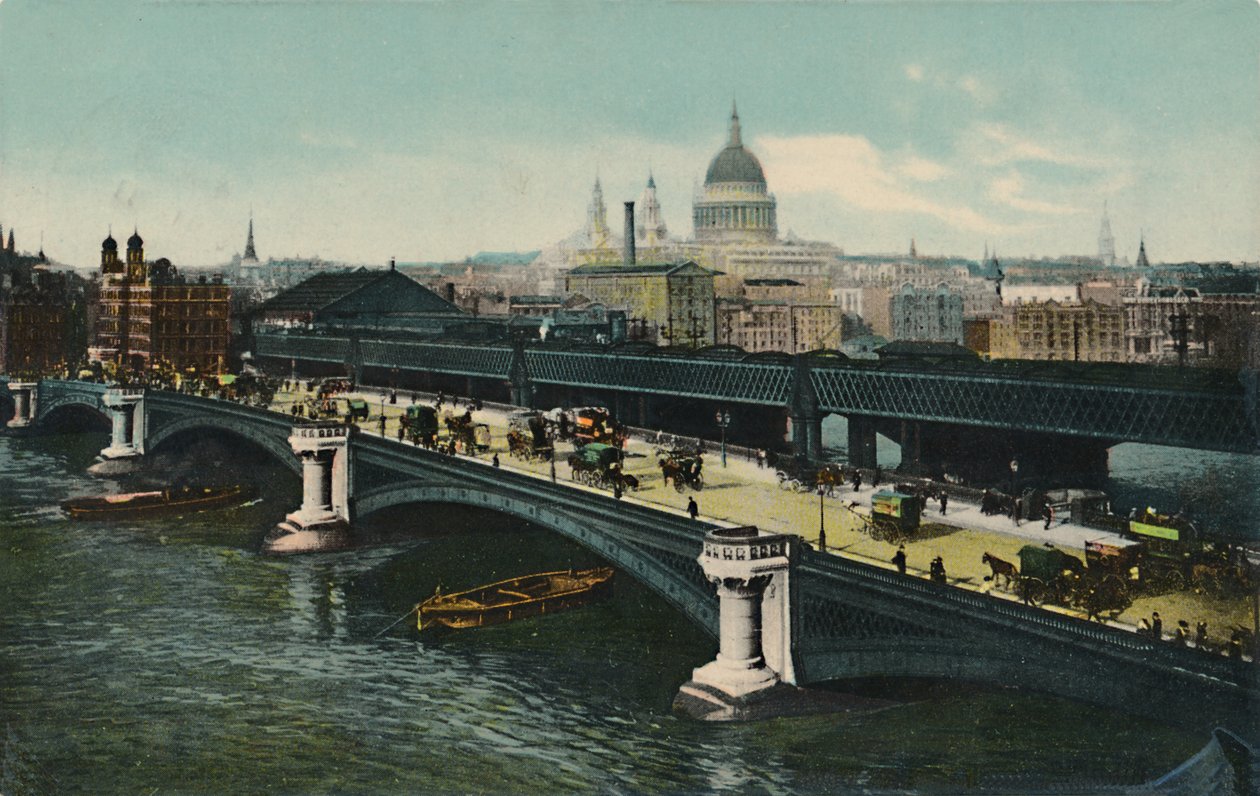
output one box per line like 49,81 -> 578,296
636,174 -> 668,246
586,176 -> 611,249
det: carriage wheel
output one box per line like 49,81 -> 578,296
1022,578 -> 1047,606
674,479 -> 686,493
1100,575 -> 1132,615
692,474 -> 704,491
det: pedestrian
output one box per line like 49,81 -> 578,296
939,491 -> 948,515
1151,611 -> 1163,641
687,497 -> 699,520
1043,502 -> 1054,530
1195,621 -> 1209,649
492,453 -> 500,468
872,465 -> 881,487
1228,630 -> 1244,659
930,556 -> 947,584
757,448 -> 766,469
1013,496 -> 1023,527
378,414 -> 386,435
892,545 -> 907,575
550,457 -> 557,482
1174,620 -> 1190,646
853,471 -> 862,492
398,425 -> 405,442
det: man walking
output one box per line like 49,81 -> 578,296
687,497 -> 699,521
892,545 -> 907,575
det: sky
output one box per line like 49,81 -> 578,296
0,0 -> 1257,269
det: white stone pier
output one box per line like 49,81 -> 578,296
675,525 -> 796,720
100,387 -> 145,459
5,381 -> 38,429
276,422 -> 353,537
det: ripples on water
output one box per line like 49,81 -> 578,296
0,433 -> 1204,794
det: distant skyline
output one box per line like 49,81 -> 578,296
1,1 -> 1256,268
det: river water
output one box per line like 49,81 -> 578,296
0,431 -> 1209,794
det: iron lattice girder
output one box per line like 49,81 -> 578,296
255,333 -> 349,364
525,350 -> 794,405
358,340 -> 512,379
809,367 -> 1253,451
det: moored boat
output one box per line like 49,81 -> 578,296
417,567 -> 614,630
61,484 -> 257,519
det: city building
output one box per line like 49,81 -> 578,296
636,174 -> 668,247
890,283 -> 964,344
1014,299 -> 1125,362
963,313 -> 1020,360
0,246 -> 89,376
89,230 -> 231,374
716,297 -> 849,353
254,265 -> 465,334
564,260 -> 718,347
1123,282 -> 1260,367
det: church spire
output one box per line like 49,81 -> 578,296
244,215 -> 258,261
1098,201 -> 1116,266
729,100 -> 742,147
1136,234 -> 1150,268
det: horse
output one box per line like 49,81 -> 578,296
982,552 -> 1019,590
815,465 -> 846,496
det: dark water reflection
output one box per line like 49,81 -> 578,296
0,432 -> 1204,794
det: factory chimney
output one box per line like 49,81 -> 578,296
623,201 -> 636,266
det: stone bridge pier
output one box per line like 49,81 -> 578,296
100,387 -> 146,459
277,422 -> 353,537
675,526 -> 796,721
5,381 -> 38,429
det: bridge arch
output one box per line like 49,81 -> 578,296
355,480 -> 716,631
146,416 -> 301,476
36,395 -> 111,428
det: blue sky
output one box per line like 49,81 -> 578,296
0,1 -> 1256,268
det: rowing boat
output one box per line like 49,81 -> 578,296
417,567 -> 614,630
61,484 -> 257,519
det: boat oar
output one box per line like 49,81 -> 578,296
373,604 -> 420,638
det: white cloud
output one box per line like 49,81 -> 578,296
905,63 -> 924,82
896,155 -> 952,183
957,75 -> 994,105
757,134 -> 1008,234
969,122 -> 1106,169
988,171 -> 1081,216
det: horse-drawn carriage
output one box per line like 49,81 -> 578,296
442,410 -> 490,453
1014,541 -> 1135,619
659,449 -> 703,493
568,443 -> 637,492
401,404 -> 439,448
506,410 -> 553,462
867,489 -> 923,543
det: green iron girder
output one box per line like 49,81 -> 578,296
255,333 -> 350,363
808,366 -> 1253,451
525,349 -> 794,404
358,339 -> 512,378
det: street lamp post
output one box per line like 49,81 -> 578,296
817,483 -> 827,552
1009,458 -> 1019,498
715,410 -> 731,468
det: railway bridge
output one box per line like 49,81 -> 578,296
253,330 -> 1260,485
5,378 -> 1257,740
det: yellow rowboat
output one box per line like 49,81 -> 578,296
417,567 -> 614,631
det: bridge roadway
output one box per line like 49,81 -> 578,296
254,330 -> 1260,459
11,379 -> 1260,739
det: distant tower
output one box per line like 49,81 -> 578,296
1098,202 -> 1116,267
126,229 -> 145,283
240,215 -> 261,284
910,238 -> 917,259
6,228 -> 13,253
244,216 -> 258,261
987,250 -> 1004,298
586,176 -> 610,248
1136,235 -> 1151,269
636,173 -> 668,246
101,230 -> 122,276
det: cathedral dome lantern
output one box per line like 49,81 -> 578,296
127,230 -> 144,250
103,232 -> 118,251
693,103 -> 777,244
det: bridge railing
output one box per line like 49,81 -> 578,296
800,547 -> 1251,685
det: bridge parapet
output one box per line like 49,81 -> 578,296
277,421 -> 353,538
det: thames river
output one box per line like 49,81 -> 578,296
0,431 -> 1209,794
